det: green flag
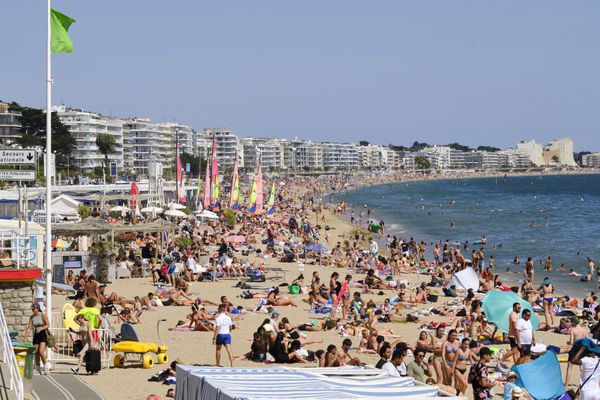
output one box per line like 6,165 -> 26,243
50,9 -> 75,53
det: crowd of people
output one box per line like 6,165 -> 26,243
21,172 -> 600,400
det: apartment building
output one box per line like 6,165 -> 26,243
123,118 -> 172,175
241,138 -> 284,171
582,153 -> 600,167
543,138 -> 577,166
0,102 -> 21,145
201,128 -> 242,169
55,106 -> 124,174
321,142 -> 359,170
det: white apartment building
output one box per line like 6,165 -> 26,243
543,138 -> 577,166
0,102 -> 21,144
291,140 -> 323,170
201,128 -> 242,169
241,138 -> 284,171
321,142 -> 359,170
123,118 -> 172,175
358,145 -> 386,169
582,153 -> 600,167
496,149 -> 533,168
517,140 -> 545,166
165,123 -> 197,157
424,146 -> 452,169
55,106 -> 124,174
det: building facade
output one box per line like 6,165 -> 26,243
55,106 -> 124,174
582,153 -> 600,167
0,102 -> 22,145
123,119 -> 172,175
517,140 -> 545,166
543,138 -> 577,166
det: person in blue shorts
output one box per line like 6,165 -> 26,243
214,304 -> 234,366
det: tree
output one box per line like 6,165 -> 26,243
179,153 -> 203,176
359,141 -> 370,146
12,103 -> 75,171
476,145 -> 501,152
551,155 -> 560,164
447,142 -> 471,152
414,156 -> 431,169
95,133 -> 116,169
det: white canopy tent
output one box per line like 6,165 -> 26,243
450,267 -> 480,291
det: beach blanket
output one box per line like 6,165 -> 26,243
449,267 -> 479,291
511,351 -> 565,400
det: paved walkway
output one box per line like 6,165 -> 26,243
32,374 -> 103,400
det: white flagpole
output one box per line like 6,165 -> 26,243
45,0 -> 53,329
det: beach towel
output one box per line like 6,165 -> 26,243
511,351 -> 565,400
449,267 -> 479,291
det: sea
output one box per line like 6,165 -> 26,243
335,173 -> 600,297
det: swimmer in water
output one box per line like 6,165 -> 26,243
449,220 -> 454,228
568,269 -> 581,277
513,256 -> 520,265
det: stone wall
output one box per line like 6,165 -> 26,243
0,281 -> 34,337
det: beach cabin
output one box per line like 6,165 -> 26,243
32,194 -> 81,224
0,219 -> 44,269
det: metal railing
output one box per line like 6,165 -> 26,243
47,327 -> 113,371
0,231 -> 31,269
0,303 -> 24,400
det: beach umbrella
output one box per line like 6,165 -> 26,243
167,202 -> 186,210
226,235 -> 246,244
51,238 -> 69,249
304,243 -> 328,266
110,205 -> 130,212
511,351 -> 565,400
164,207 -> 187,218
140,206 -> 164,214
481,290 -> 539,333
196,210 -> 219,219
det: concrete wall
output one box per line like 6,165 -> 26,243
0,281 -> 34,337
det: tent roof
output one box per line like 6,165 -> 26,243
0,219 -> 45,234
52,217 -> 176,236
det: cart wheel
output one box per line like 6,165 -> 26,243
113,354 -> 124,368
142,354 -> 154,369
157,353 -> 168,364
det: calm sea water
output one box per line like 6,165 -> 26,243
336,174 -> 600,296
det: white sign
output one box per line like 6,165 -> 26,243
0,149 -> 36,165
0,170 -> 36,181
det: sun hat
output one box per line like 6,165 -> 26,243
263,324 -> 274,332
507,371 -> 518,379
511,387 -> 524,398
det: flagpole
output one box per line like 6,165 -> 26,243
45,0 -> 54,333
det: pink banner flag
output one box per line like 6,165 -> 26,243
255,161 -> 263,213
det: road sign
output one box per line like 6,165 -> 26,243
0,170 -> 36,181
0,149 -> 37,165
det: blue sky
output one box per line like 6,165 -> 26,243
2,1 -> 599,150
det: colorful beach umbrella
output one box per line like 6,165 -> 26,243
481,290 -> 539,333
52,238 -> 69,249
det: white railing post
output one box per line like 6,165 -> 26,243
0,302 -> 24,400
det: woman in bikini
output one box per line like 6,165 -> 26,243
451,338 -> 472,395
267,287 -> 298,307
441,329 -> 459,386
541,277 -> 555,326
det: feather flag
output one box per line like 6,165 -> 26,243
213,174 -> 220,209
267,183 -> 276,215
255,161 -> 263,213
202,158 -> 210,209
195,174 -> 202,210
230,158 -> 239,211
176,152 -> 185,203
210,132 -> 218,204
248,181 -> 258,215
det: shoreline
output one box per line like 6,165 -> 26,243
331,171 -> 597,299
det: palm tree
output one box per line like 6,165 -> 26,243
95,133 -> 116,170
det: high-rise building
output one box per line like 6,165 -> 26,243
543,138 -> 577,166
516,140 -> 545,166
241,138 -> 284,171
321,142 -> 359,170
582,153 -> 600,167
0,102 -> 22,145
201,128 -> 242,170
123,118 -> 172,175
55,106 -> 124,174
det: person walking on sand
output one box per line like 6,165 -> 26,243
501,303 -> 521,365
540,277 -> 555,326
70,313 -> 96,374
214,304 -> 234,367
23,303 -> 50,374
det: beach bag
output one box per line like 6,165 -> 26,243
289,284 -> 300,295
427,294 -> 438,303
45,330 -> 56,348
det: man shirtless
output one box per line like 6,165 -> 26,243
337,338 -> 362,366
501,302 -> 521,364
84,275 -> 101,299
564,317 -> 591,386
